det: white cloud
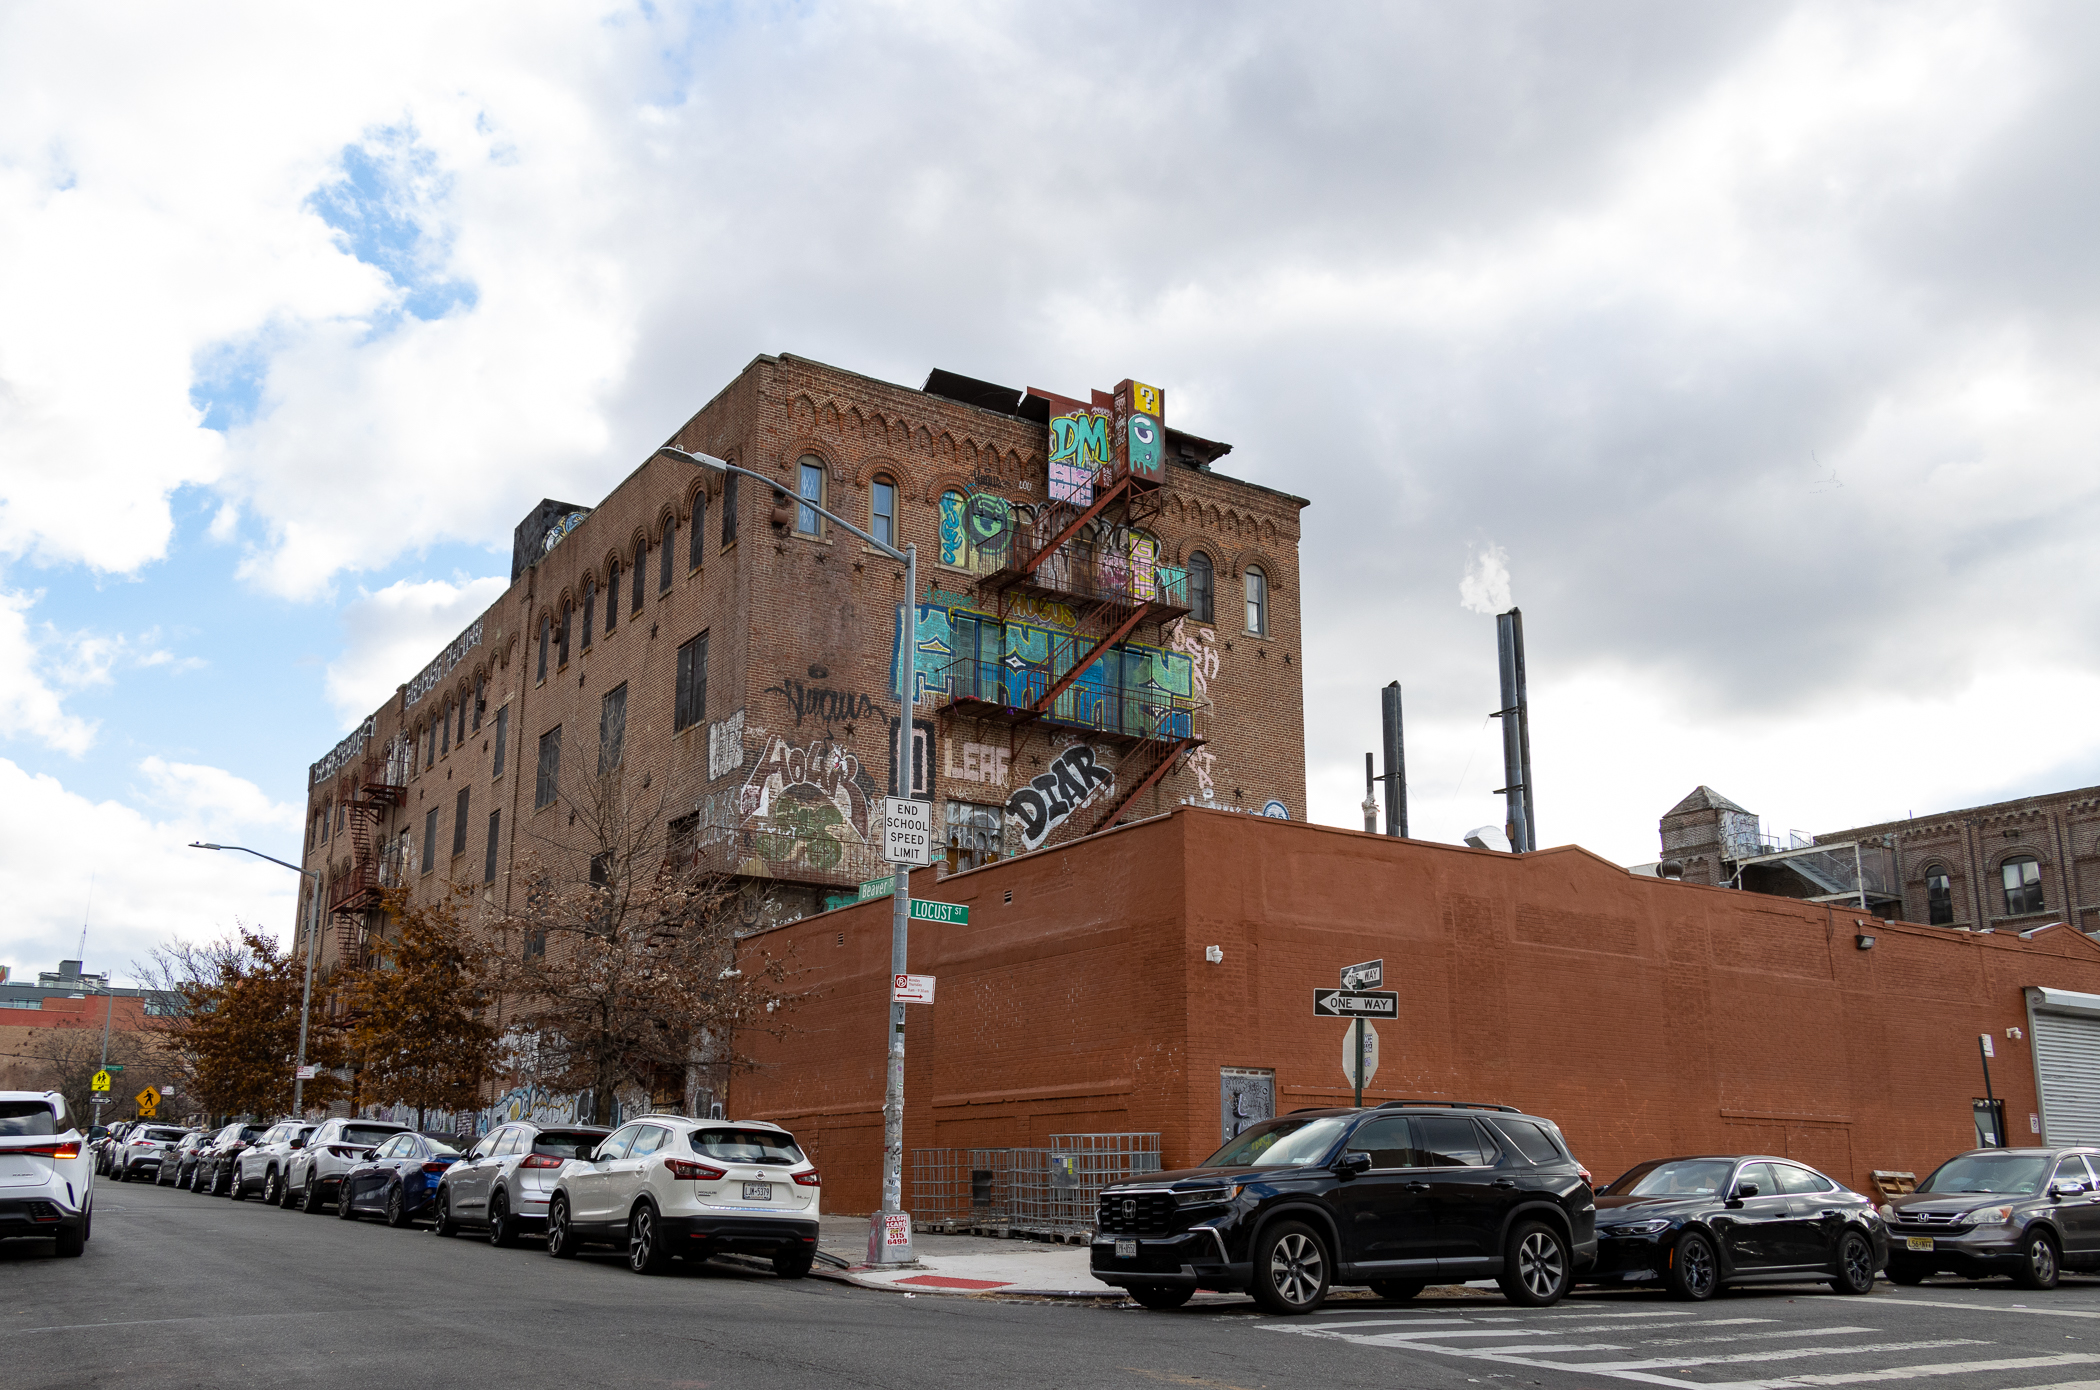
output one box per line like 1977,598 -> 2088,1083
0,591 -> 96,754
326,575 -> 508,724
1458,544 -> 1512,616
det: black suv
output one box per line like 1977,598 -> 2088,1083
1884,1146 -> 2100,1289
1092,1101 -> 1595,1314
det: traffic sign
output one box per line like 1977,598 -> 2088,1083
1343,1022 -> 1380,1087
908,900 -> 967,925
135,1086 -> 161,1111
891,973 -> 936,1004
1340,957 -> 1384,991
295,1065 -> 318,1080
1313,989 -> 1398,1018
882,797 -> 933,866
90,1069 -> 112,1093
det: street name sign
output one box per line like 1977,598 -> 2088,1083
891,973 -> 936,1004
90,1069 -> 112,1093
1340,958 -> 1384,991
1312,989 -> 1398,1018
882,797 -> 933,866
908,900 -> 968,925
1342,1022 -> 1381,1087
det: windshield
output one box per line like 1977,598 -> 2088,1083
341,1125 -> 403,1146
1919,1152 -> 2052,1196
1603,1159 -> 1737,1197
690,1129 -> 805,1165
532,1130 -> 604,1159
1203,1116 -> 1351,1169
143,1128 -> 186,1142
0,1101 -> 58,1137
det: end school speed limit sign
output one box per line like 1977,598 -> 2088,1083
882,796 -> 933,866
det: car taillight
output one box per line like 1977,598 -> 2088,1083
792,1169 -> 821,1187
519,1153 -> 564,1169
421,1162 -> 450,1175
1578,1165 -> 1593,1186
666,1158 -> 726,1181
329,1145 -> 367,1158
21,1143 -> 80,1159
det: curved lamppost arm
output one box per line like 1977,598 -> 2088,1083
190,841 -> 324,1114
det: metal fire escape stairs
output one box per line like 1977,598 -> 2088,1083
326,744 -> 409,963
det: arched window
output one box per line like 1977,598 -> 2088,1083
2002,855 -> 2044,916
605,559 -> 619,633
558,601 -> 572,667
659,515 -> 676,592
796,456 -> 825,535
472,673 -> 484,732
1187,552 -> 1214,623
1244,564 -> 1268,635
581,577 -> 596,649
872,476 -> 896,549
441,702 -> 451,755
722,473 -> 739,545
1925,866 -> 1953,925
632,539 -> 646,614
537,614 -> 550,683
689,493 -> 707,570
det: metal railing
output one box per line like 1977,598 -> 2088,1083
941,657 -> 1195,742
910,1133 -> 1161,1238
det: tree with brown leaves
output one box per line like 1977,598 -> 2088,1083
138,928 -> 346,1121
337,888 -> 503,1129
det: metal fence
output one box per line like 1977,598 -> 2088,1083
910,1133 -> 1161,1238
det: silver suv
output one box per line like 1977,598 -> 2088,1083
231,1121 -> 317,1205
285,1117 -> 409,1213
433,1121 -> 608,1246
1884,1146 -> 2100,1289
113,1125 -> 190,1183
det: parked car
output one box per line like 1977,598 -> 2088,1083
231,1121 -> 317,1205
0,1090 -> 92,1256
1582,1155 -> 1884,1300
1882,1146 -> 2100,1289
114,1124 -> 191,1183
1094,1101 -> 1596,1314
337,1132 -> 464,1227
544,1116 -> 822,1277
163,1130 -> 213,1188
433,1121 -> 609,1246
192,1123 -> 267,1196
286,1118 -> 410,1212
92,1121 -> 134,1177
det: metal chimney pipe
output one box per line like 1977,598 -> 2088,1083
1495,612 -> 1530,853
1362,753 -> 1378,833
1511,608 -> 1535,851
1381,682 -> 1407,837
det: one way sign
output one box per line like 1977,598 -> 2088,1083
1313,989 -> 1398,1018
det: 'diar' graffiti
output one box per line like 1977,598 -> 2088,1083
1005,743 -> 1115,851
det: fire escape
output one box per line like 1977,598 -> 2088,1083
945,424 -> 1201,837
325,736 -> 411,963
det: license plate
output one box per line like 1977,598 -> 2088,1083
1906,1236 -> 1934,1252
1116,1238 -> 1137,1259
742,1181 -> 772,1201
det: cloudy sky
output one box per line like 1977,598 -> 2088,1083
5,1 -> 2097,982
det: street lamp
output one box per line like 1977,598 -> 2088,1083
191,842 -> 323,1116
654,446 -> 922,1265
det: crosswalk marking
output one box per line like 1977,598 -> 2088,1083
1631,1326 -> 1877,1349
1705,1353 -> 2100,1389
1574,1338 -> 1991,1373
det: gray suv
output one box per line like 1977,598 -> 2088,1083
1883,1146 -> 2100,1289
433,1121 -> 608,1246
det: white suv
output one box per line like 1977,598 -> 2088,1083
544,1116 -> 820,1276
0,1091 -> 93,1256
114,1124 -> 191,1183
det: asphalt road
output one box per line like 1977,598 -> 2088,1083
8,1181 -> 2100,1390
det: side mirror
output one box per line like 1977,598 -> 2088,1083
1335,1152 -> 1372,1177
2052,1181 -> 2087,1200
1732,1181 -> 1760,1200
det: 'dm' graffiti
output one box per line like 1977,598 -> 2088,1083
1005,743 -> 1115,851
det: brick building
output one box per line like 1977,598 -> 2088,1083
1653,783 -> 2099,934
297,354 -> 1307,981
735,806 -> 2100,1214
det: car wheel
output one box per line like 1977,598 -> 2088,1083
628,1202 -> 668,1274
1370,1279 -> 1427,1302
1499,1220 -> 1573,1308
55,1221 -> 85,1258
302,1177 -> 324,1214
1829,1230 -> 1877,1295
115,1160 -> 129,1184
773,1246 -> 814,1280
229,1166 -> 246,1201
546,1195 -> 578,1259
488,1193 -> 517,1248
384,1184 -> 410,1229
433,1192 -> 457,1238
262,1168 -> 281,1206
2013,1228 -> 2061,1291
1666,1229 -> 1721,1302
338,1183 -> 358,1220
1885,1262 -> 1926,1286
1127,1284 -> 1192,1309
1250,1220 -> 1331,1315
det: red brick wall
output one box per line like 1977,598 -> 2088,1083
733,806 -> 2092,1214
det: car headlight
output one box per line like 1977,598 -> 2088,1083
1174,1187 -> 1231,1206
1603,1218 -> 1672,1236
1967,1204 -> 2017,1226
1877,1203 -> 1896,1220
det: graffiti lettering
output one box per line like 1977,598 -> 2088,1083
404,618 -> 484,708
945,739 -> 1012,787
1005,744 -> 1115,851
1166,618 -> 1220,708
707,709 -> 746,780
766,678 -> 883,729
309,716 -> 377,788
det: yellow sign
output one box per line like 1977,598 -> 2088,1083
136,1086 -> 160,1114
91,1069 -> 112,1093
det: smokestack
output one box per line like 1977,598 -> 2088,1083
1381,682 -> 1407,837
1495,610 -> 1532,853
1362,753 -> 1378,833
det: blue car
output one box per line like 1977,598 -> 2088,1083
337,1131 -> 464,1228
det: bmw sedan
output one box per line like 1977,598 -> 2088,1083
1584,1155 -> 1885,1300
337,1131 -> 463,1227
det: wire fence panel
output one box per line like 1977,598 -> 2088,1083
910,1134 -> 1160,1237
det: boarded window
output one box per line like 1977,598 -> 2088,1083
632,539 -> 646,614
537,615 -> 549,682
582,578 -> 595,649
660,515 -> 675,592
675,632 -> 708,733
599,683 -> 627,774
422,807 -> 439,874
558,603 -> 572,666
472,673 -> 484,731
536,727 -> 561,811
484,810 -> 501,884
605,561 -> 619,633
452,788 -> 470,857
492,705 -> 509,779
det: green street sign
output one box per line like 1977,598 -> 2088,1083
908,900 -> 968,925
857,875 -> 897,902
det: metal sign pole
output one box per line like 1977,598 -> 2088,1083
1353,1019 -> 1364,1109
876,543 -> 918,1264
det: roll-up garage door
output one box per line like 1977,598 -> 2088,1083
2032,1009 -> 2100,1145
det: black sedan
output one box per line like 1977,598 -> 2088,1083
1583,1155 -> 1885,1300
337,1131 -> 464,1228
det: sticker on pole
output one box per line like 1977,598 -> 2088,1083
1342,1022 -> 1380,1087
295,1065 -> 318,1080
883,796 -> 933,866
880,1211 -> 911,1249
892,973 -> 936,1004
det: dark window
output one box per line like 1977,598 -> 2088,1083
797,457 -> 824,535
2003,855 -> 2044,915
590,851 -> 612,887
524,925 -> 545,959
581,578 -> 595,649
1188,552 -> 1214,623
558,602 -> 572,666
458,695 -> 468,745
422,807 -> 439,873
659,515 -> 675,591
722,473 -> 738,544
1244,564 -> 1268,635
1495,1118 -> 1566,1165
675,631 -> 708,733
425,722 -> 436,769
441,702 -> 451,756
599,683 -> 627,774
1344,1116 -> 1415,1169
1775,1162 -> 1833,1194
484,810 -> 500,884
668,812 -> 698,868
872,477 -> 896,549
537,614 -> 549,683
1737,1161 -> 1782,1197
689,494 -> 706,569
632,540 -> 646,614
1927,866 -> 1954,925
452,788 -> 469,856
472,673 -> 484,732
536,727 -> 561,811
492,705 -> 508,779
605,561 -> 619,633
1412,1115 -> 1491,1167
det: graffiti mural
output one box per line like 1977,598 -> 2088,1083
708,709 -> 746,781
1166,617 -> 1220,709
944,738 -> 1012,788
737,737 -> 884,876
1048,403 -> 1112,504
1114,378 -> 1166,486
1182,744 -> 1218,801
1005,743 -> 1116,851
